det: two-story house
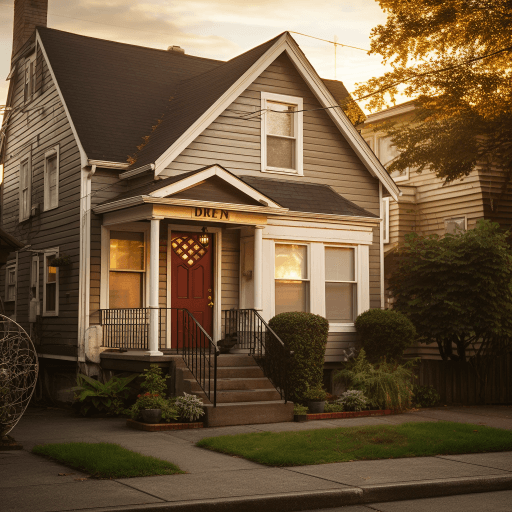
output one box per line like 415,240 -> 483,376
1,0 -> 399,421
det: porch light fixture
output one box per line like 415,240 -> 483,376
199,227 -> 210,248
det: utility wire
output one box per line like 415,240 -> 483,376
289,31 -> 369,52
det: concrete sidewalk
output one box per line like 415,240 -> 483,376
2,405 -> 512,512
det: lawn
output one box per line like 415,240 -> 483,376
32,442 -> 184,478
197,421 -> 512,466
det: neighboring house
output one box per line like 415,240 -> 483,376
1,1 -> 399,409
360,102 -> 511,358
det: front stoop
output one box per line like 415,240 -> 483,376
177,354 -> 294,427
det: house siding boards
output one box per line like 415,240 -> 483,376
1,46 -> 81,357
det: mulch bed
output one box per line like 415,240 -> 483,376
127,419 -> 204,432
307,409 -> 396,421
0,435 -> 23,451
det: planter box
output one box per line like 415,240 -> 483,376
306,409 -> 397,421
127,419 -> 204,432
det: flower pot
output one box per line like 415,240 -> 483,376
307,401 -> 325,414
294,414 -> 307,423
140,409 -> 162,424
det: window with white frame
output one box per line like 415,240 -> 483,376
378,136 -> 409,182
24,53 -> 36,104
445,217 -> 466,235
30,255 -> 39,302
5,262 -> 16,302
261,92 -> 303,175
19,153 -> 31,222
109,231 -> 146,308
324,247 -> 357,323
382,197 -> 390,244
274,243 -> 309,315
43,252 -> 58,316
44,147 -> 59,210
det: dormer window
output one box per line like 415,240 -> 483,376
261,92 -> 303,175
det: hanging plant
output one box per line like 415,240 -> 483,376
49,254 -> 71,267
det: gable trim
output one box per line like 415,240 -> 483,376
36,30 -> 88,167
154,33 -> 399,201
149,164 -> 283,208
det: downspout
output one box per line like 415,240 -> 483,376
379,182 -> 384,309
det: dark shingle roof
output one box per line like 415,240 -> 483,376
240,176 -> 377,218
99,170 -> 377,219
38,28 -> 222,162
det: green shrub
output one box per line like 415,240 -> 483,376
174,393 -> 205,422
72,373 -> 138,417
336,390 -> 368,411
355,309 -> 416,362
303,384 -> 329,401
413,385 -> 441,408
324,402 -> 344,413
140,364 -> 169,394
268,312 -> 329,404
293,404 -> 309,415
336,349 -> 415,411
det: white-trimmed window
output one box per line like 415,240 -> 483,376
324,247 -> 357,324
109,231 -> 146,308
44,147 -> 59,211
382,197 -> 390,244
19,153 -> 32,222
274,243 -> 309,315
261,92 -> 303,175
43,252 -> 59,316
5,262 -> 17,302
445,217 -> 466,235
378,136 -> 409,182
29,255 -> 40,322
24,53 -> 36,104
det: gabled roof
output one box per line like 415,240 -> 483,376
37,28 -> 222,162
96,164 -> 377,219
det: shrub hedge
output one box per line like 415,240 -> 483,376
268,312 -> 329,404
355,308 -> 416,363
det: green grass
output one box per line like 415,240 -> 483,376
196,421 -> 512,467
32,442 -> 184,478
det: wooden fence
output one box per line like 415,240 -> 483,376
416,353 -> 512,405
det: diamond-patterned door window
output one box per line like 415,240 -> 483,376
171,236 -> 208,266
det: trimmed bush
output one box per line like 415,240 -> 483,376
268,312 -> 329,404
355,308 -> 416,363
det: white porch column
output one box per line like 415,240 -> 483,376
253,225 -> 264,311
148,217 -> 163,355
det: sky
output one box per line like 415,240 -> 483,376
0,0 -> 392,119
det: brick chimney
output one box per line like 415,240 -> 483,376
12,0 -> 48,60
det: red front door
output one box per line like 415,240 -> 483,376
170,232 -> 213,348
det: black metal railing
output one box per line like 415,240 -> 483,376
223,308 -> 292,402
100,308 -> 218,406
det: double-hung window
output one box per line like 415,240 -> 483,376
324,247 -> 357,323
274,243 -> 309,315
5,262 -> 17,302
19,153 -> 31,222
44,147 -> 59,210
23,54 -> 36,104
109,231 -> 146,308
43,252 -> 59,316
261,92 -> 303,175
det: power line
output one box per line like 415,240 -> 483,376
289,31 -> 369,52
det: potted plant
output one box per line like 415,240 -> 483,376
174,392 -> 205,422
49,254 -> 71,267
303,384 -> 329,414
293,404 -> 308,422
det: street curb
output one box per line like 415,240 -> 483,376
78,475 -> 512,512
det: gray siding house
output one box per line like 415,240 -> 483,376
1,1 -> 399,417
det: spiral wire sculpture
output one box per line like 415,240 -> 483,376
0,315 -> 38,437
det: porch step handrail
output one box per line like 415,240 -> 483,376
99,307 -> 218,406
223,308 -> 293,402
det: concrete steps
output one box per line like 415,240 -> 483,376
175,353 -> 293,427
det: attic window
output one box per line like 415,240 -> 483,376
261,92 -> 303,176
24,53 -> 36,104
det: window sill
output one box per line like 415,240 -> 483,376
262,166 -> 303,176
42,312 -> 58,317
328,324 -> 356,333
43,205 -> 58,213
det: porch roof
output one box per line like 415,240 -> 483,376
96,165 -> 378,219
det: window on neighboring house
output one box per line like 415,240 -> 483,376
275,243 -> 309,315
5,262 -> 17,302
377,136 -> 409,182
445,217 -> 466,235
382,197 -> 390,244
261,92 -> 303,175
324,247 -> 357,323
109,231 -> 146,308
19,154 -> 31,222
43,252 -> 59,316
44,147 -> 59,210
364,137 -> 374,151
